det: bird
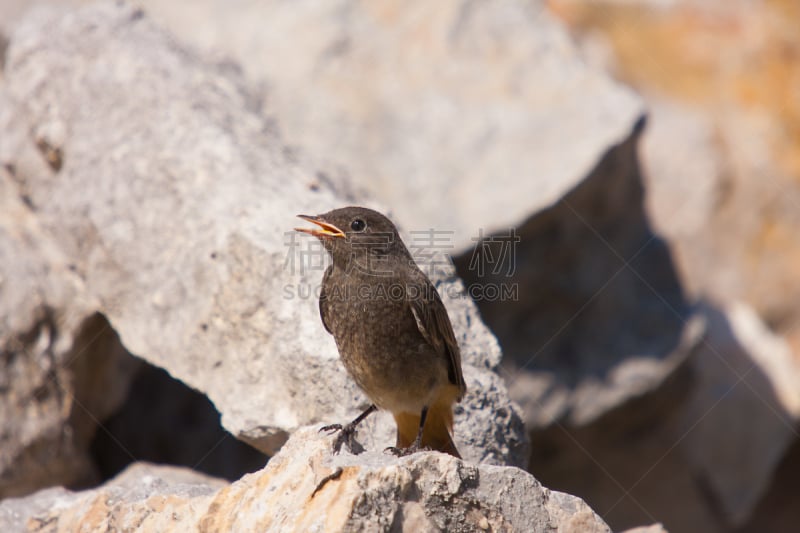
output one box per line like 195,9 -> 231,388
295,206 -> 466,458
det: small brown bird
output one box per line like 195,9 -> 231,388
295,206 -> 466,457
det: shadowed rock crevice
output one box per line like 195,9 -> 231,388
526,349 -> 704,531
0,311 -> 138,498
0,31 -> 7,72
522,301 -> 799,532
2,306 -> 266,495
454,118 -> 692,429
90,360 -> 268,482
738,432 -> 800,533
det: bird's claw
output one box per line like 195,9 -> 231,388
320,423 -> 364,455
319,423 -> 343,434
383,444 -> 426,457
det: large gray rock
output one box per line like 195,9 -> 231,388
119,0 -> 644,250
0,137 -> 139,497
0,427 -> 612,532
638,95 -> 800,319
0,1 -> 526,493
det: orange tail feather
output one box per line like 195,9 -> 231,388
393,401 -> 460,458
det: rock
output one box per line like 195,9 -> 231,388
641,95 -> 800,344
0,463 -> 227,533
738,433 -> 800,533
639,98 -> 721,267
551,0 -> 800,354
0,0 -> 526,483
455,118 -> 698,431
0,427 -> 611,532
526,327 -> 714,532
122,0 -> 689,488
90,361 -> 269,483
621,526 -> 668,533
681,301 -> 800,526
0,140 -> 140,497
112,0 -> 644,250
545,2 -> 800,529
528,301 -> 800,532
17,3 -> 715,530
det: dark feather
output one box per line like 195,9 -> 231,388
319,265 -> 333,335
408,279 -> 466,400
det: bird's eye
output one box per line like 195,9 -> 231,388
350,219 -> 366,231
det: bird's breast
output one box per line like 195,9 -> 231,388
323,276 -> 448,411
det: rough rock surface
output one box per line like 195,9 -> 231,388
0,150 -> 139,496
0,462 -> 227,532
7,1 -> 794,532
0,427 -> 612,533
118,0 -> 645,250
0,0 -> 526,486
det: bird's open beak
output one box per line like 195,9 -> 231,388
294,214 -> 345,238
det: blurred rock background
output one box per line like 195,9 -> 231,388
544,1 -> 800,530
0,1 -> 798,532
550,0 -> 800,353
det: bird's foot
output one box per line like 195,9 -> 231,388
319,423 -> 365,455
383,443 -> 428,457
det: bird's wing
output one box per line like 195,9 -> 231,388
408,278 -> 467,400
319,265 -> 333,335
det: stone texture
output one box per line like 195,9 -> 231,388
116,0 -> 645,250
641,95 -> 800,346
0,133 -> 140,497
0,427 -> 611,533
0,0 -> 526,483
0,463 -> 227,533
6,2 -> 794,532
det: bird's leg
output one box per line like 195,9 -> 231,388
409,405 -> 429,451
385,406 -> 429,457
320,404 -> 377,454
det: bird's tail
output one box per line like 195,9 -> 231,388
394,399 -> 461,459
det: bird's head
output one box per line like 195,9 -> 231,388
295,206 -> 410,274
